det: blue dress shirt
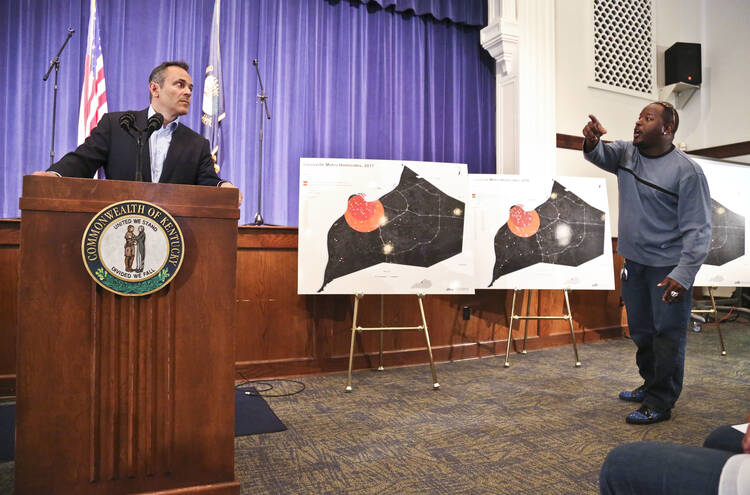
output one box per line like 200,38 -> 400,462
148,106 -> 178,183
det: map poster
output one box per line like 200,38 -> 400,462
298,158 -> 475,295
471,175 -> 614,290
692,157 -> 750,287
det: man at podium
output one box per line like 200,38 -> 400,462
33,61 -> 241,204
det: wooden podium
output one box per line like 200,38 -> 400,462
16,176 -> 240,494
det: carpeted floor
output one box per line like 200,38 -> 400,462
1,322 -> 747,494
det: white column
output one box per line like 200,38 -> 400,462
481,0 -> 557,176
481,0 -> 520,174
518,0 -> 556,177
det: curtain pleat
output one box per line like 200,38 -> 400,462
355,0 -> 486,27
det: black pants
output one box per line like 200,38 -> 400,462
620,259 -> 693,412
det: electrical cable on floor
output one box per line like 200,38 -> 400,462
717,307 -> 735,323
234,372 -> 306,397
699,306 -> 750,324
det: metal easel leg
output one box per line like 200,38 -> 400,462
563,289 -> 582,367
345,294 -> 363,392
504,289 -> 519,368
522,290 -> 532,355
709,287 -> 727,356
417,294 -> 439,389
378,295 -> 385,370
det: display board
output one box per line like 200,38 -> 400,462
471,175 -> 614,290
298,158 -> 474,295
693,157 -> 750,287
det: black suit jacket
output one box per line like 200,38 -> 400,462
49,109 -> 223,186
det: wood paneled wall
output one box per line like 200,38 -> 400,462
556,132 -> 750,161
0,220 -> 19,395
0,220 -> 626,395
232,226 -> 626,378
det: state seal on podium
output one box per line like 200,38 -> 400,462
81,200 -> 185,296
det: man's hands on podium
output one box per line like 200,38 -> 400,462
220,181 -> 243,207
31,171 -> 60,177
582,114 -> 607,152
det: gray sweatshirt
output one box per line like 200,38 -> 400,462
584,140 -> 711,288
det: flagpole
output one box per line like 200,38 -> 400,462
43,28 -> 75,167
252,58 -> 271,226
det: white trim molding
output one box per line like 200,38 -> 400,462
518,0 -> 556,177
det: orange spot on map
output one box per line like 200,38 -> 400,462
507,205 -> 540,238
344,194 -> 385,233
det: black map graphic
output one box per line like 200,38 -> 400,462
490,181 -> 605,286
705,198 -> 745,266
318,167 -> 465,292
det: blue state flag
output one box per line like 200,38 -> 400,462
201,0 -> 225,173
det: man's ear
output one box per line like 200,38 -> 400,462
149,81 -> 159,99
664,123 -> 675,135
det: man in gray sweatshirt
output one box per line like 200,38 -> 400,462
582,101 -> 711,425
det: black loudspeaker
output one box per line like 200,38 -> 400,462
664,42 -> 701,85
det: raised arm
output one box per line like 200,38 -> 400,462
582,114 -> 625,174
582,114 -> 607,152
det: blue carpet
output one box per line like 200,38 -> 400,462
0,390 -> 286,462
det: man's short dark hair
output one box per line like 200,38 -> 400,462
149,61 -> 190,86
148,61 -> 189,101
654,101 -> 679,134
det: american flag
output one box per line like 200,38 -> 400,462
77,0 -> 107,145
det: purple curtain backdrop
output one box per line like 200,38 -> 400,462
0,0 -> 495,226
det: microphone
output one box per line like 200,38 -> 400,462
145,113 -> 164,137
118,111 -> 136,133
252,59 -> 258,66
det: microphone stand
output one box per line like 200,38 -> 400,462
134,133 -> 145,182
43,28 -> 75,168
252,59 -> 271,226
123,113 -> 162,182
